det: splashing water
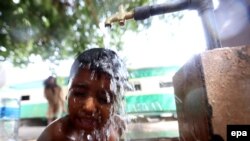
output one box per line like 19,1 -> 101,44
90,70 -> 96,80
67,135 -> 76,141
67,48 -> 131,140
79,132 -> 85,141
105,91 -> 111,104
87,134 -> 93,141
175,95 -> 183,103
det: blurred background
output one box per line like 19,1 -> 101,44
1,0 -> 250,141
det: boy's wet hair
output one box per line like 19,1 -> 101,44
69,48 -> 130,99
70,48 -> 128,82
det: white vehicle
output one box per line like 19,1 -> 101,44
1,66 -> 180,140
124,66 -> 180,140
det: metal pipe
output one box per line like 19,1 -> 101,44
190,0 -> 222,49
134,0 -> 189,20
104,0 -> 222,50
199,9 -> 221,49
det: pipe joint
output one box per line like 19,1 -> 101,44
189,0 -> 214,14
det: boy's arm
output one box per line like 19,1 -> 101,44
37,118 -> 65,141
37,127 -> 51,141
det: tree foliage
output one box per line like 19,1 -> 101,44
0,0 -> 182,67
0,0 -> 150,67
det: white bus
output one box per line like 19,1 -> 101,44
1,66 -> 180,140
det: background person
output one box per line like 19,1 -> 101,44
43,76 -> 65,124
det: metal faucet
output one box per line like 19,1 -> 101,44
104,5 -> 134,27
104,0 -> 221,50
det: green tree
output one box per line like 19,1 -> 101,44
0,0 -> 149,67
0,0 -> 182,67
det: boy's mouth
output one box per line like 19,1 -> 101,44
75,117 -> 98,130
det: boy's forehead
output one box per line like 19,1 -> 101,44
74,67 -> 112,79
70,68 -> 115,87
70,71 -> 117,95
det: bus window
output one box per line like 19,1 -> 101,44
21,95 -> 30,101
134,83 -> 141,91
159,82 -> 173,88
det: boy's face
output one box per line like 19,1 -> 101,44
68,68 -> 116,132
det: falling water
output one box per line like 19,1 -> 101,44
105,30 -> 112,50
89,70 -> 95,80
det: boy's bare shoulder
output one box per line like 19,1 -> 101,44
37,116 -> 70,141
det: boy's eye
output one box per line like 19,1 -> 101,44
70,89 -> 87,97
73,92 -> 86,97
97,91 -> 113,104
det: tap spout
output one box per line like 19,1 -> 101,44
104,0 -> 221,50
104,5 -> 134,27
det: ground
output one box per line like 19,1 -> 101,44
19,126 -> 45,141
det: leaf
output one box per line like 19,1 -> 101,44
0,0 -> 183,69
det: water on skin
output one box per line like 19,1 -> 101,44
90,70 -> 96,80
87,134 -> 93,141
67,129 -> 109,141
105,91 -> 111,103
73,51 -> 129,140
79,62 -> 84,68
67,135 -> 76,141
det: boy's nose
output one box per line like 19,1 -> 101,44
83,97 -> 97,112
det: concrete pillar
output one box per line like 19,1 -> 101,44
173,45 -> 250,141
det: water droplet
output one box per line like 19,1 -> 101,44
175,96 -> 183,103
90,70 -> 95,80
67,135 -> 76,141
87,134 -> 93,141
105,91 -> 111,103
105,128 -> 111,140
241,70 -> 246,75
79,62 -> 84,68
211,100 -> 216,104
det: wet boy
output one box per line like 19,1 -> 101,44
37,48 -> 129,141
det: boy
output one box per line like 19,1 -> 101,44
37,48 -> 129,141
